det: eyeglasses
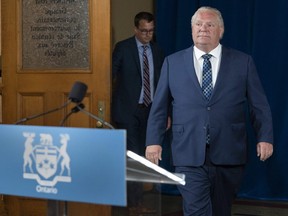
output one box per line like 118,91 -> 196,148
137,28 -> 154,35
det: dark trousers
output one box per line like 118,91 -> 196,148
176,147 -> 244,216
115,104 -> 151,207
116,104 -> 150,156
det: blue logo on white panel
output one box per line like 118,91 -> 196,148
23,132 -> 72,194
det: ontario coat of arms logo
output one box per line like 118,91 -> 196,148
23,132 -> 72,192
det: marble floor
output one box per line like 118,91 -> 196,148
113,190 -> 288,216
232,199 -> 288,216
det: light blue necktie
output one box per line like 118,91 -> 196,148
202,54 -> 213,100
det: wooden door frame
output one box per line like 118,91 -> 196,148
1,0 -> 113,215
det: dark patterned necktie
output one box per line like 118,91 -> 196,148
202,54 -> 213,100
202,54 -> 213,144
143,45 -> 151,106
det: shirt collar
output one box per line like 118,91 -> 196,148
194,44 -> 222,60
135,36 -> 150,49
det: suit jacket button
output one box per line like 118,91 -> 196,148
207,107 -> 211,110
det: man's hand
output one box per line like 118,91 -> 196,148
145,145 -> 162,165
257,142 -> 273,161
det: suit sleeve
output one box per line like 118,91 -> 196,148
246,56 -> 274,144
146,57 -> 171,146
112,43 -> 122,81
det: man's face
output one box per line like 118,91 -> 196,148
192,11 -> 224,52
134,20 -> 154,44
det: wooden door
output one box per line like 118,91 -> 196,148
1,0 -> 112,215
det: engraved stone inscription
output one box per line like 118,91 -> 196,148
22,0 -> 89,69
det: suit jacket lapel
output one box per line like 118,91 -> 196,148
150,42 -> 159,89
184,47 -> 206,98
212,47 -> 228,99
129,37 -> 141,75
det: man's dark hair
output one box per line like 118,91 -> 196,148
134,12 -> 154,27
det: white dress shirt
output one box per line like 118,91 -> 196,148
193,44 -> 222,87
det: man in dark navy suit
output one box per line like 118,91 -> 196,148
145,6 -> 273,216
112,12 -> 165,214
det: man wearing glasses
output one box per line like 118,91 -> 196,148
112,12 -> 165,215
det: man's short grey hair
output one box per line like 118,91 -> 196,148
191,6 -> 224,29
